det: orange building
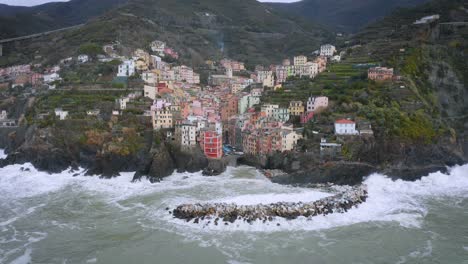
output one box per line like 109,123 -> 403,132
221,96 -> 238,122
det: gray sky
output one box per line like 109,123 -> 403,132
0,0 -> 300,7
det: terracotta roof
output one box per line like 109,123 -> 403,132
335,119 -> 355,124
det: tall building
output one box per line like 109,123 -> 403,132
202,130 -> 223,159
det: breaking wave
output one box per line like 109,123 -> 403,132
0,154 -> 466,232
1,147 -> 467,263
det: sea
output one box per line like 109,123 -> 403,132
1,149 -> 467,264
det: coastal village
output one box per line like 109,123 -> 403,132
0,36 -> 407,161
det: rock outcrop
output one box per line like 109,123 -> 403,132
171,185 -> 368,224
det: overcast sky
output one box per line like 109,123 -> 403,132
0,0 -> 300,7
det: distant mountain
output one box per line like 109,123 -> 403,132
0,4 -> 29,16
268,0 -> 431,33
0,0 -> 333,67
0,0 -> 128,39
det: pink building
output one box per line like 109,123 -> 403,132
307,96 -> 328,112
164,48 -> 179,59
275,66 -> 288,84
368,67 -> 394,81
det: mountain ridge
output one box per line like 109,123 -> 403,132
0,0 -> 333,67
267,0 -> 431,32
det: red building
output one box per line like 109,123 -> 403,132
157,82 -> 174,95
301,112 -> 314,124
201,130 -> 223,159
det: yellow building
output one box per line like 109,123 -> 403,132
135,59 -> 149,71
288,101 -> 304,116
152,107 -> 173,130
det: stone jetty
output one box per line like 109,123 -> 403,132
171,185 -> 368,224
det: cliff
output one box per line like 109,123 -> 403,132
239,134 -> 465,186
0,121 -> 211,182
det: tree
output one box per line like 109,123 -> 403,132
78,43 -> 103,58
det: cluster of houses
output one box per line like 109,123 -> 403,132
109,43 -> 340,158
0,53 -> 98,90
249,44 -> 338,88
0,39 -> 379,160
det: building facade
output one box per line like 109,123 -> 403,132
335,119 -> 358,135
307,96 -> 329,112
368,67 -> 394,81
288,101 -> 305,116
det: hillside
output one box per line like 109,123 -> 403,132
261,0 -> 467,173
268,0 -> 430,33
0,0 -> 128,39
0,0 -> 333,67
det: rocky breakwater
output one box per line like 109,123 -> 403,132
171,185 -> 368,225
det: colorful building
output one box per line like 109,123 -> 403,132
307,96 -> 328,112
202,130 -> 223,159
368,67 -> 394,81
288,101 -> 305,116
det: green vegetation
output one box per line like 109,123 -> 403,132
78,43 -> 103,58
0,0 -> 332,67
61,61 -> 118,86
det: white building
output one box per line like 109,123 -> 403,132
301,62 -> 319,78
77,54 -> 89,63
320,44 -> 336,57
43,73 -> 61,84
0,110 -> 7,120
294,55 -> 307,66
261,104 -> 279,117
335,119 -> 358,135
281,129 -> 303,152
256,71 -> 273,85
117,97 -> 130,110
176,123 -> 197,147
414,14 -> 440,24
331,55 -> 341,62
54,108 -> 69,120
142,71 -> 158,85
150,40 -> 166,54
307,96 -> 328,112
117,60 -> 136,77
144,85 -> 158,100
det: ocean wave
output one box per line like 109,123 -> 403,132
0,152 -> 467,233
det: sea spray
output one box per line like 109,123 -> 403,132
0,162 -> 468,263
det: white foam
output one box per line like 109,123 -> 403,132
0,149 -> 6,159
158,164 -> 468,232
9,248 -> 32,264
1,161 -> 468,233
213,191 -> 330,205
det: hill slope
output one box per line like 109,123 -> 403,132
0,0 -> 333,67
0,0 -> 128,39
268,0 -> 430,33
